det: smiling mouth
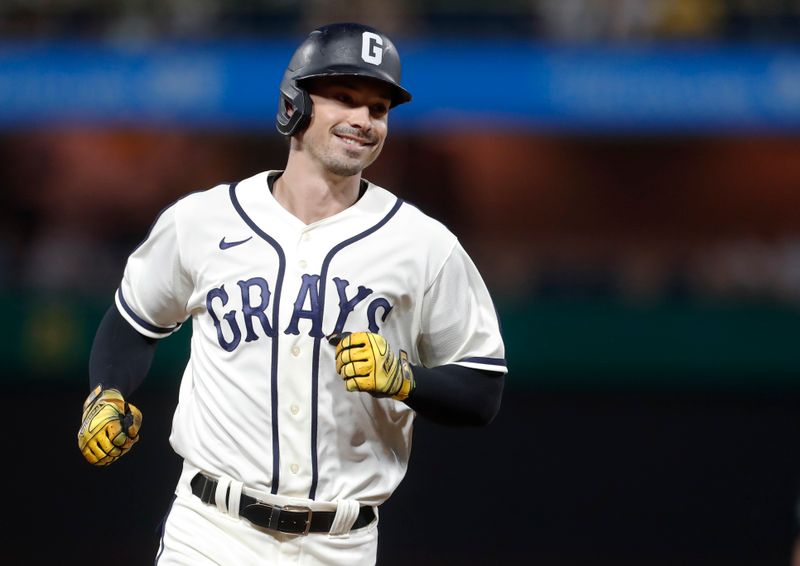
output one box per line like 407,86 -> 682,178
334,133 -> 374,147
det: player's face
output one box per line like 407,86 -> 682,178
299,77 -> 391,177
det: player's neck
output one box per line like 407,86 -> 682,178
275,161 -> 362,225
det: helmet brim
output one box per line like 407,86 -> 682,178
296,66 -> 412,107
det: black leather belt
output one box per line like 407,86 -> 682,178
190,473 -> 375,535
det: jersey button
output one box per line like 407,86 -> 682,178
291,346 -> 301,357
298,259 -> 307,269
290,404 -> 300,415
290,463 -> 300,474
302,233 -> 311,242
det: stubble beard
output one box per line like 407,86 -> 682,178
306,129 -> 380,177
321,152 -> 364,177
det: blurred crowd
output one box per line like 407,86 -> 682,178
1,129 -> 799,308
0,0 -> 799,41
1,1 -> 799,307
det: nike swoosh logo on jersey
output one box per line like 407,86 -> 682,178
219,236 -> 253,250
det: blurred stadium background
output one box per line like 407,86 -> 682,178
2,1 -> 800,564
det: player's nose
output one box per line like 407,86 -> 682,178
346,104 -> 372,130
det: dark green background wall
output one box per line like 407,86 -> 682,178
4,293 -> 800,565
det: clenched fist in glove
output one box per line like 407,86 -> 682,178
330,332 -> 415,401
78,385 -> 142,466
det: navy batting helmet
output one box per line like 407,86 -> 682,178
276,23 -> 412,137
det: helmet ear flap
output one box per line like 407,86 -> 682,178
276,23 -> 411,136
276,87 -> 312,137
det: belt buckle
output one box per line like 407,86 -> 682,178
283,505 -> 313,536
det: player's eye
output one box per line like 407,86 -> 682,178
370,104 -> 388,117
335,92 -> 353,104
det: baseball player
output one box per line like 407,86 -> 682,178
78,22 -> 507,565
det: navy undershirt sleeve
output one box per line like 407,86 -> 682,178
405,364 -> 504,426
89,305 -> 158,397
88,304 -> 504,423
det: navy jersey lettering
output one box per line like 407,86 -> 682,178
207,284 -> 242,352
207,274 -> 393,350
238,277 -> 274,341
285,274 -> 324,338
331,277 -> 373,336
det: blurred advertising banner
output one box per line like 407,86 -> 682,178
0,40 -> 799,132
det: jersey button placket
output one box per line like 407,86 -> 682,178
282,229 -> 313,495
296,229 -> 312,271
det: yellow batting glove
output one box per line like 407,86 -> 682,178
77,385 -> 142,466
330,332 -> 415,401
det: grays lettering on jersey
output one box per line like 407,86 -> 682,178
116,170 -> 507,505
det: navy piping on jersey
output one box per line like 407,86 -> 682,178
116,289 -> 179,335
308,197 -> 404,500
229,181 -> 287,495
459,356 -> 507,367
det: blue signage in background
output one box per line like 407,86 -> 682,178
0,40 -> 799,133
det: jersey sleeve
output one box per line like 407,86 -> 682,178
115,203 -> 193,339
418,242 -> 507,374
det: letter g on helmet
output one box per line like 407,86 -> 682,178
275,22 -> 412,137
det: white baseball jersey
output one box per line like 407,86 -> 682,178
116,170 -> 507,506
